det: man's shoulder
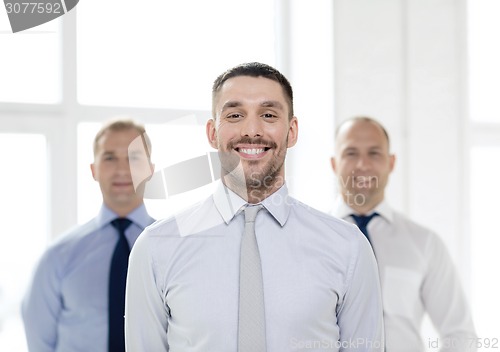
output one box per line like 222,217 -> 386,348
36,217 -> 101,269
391,210 -> 435,236
143,195 -> 219,238
389,209 -> 448,251
50,218 -> 100,248
292,198 -> 361,238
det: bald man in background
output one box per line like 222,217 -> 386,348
330,116 -> 477,352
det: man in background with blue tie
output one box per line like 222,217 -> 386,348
330,116 -> 477,351
22,119 -> 156,352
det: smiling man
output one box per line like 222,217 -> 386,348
207,74 -> 296,204
125,63 -> 384,351
22,119 -> 155,352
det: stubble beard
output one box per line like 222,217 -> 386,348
218,137 -> 287,199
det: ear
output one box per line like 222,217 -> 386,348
330,156 -> 337,173
286,116 -> 299,148
206,118 -> 218,149
90,163 -> 97,181
146,162 -> 155,181
389,154 -> 396,172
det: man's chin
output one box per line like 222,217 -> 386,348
110,194 -> 139,204
348,188 -> 373,199
225,170 -> 267,187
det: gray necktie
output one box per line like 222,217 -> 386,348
238,204 -> 266,352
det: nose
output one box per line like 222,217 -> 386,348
241,115 -> 263,138
355,154 -> 371,171
116,157 -> 131,175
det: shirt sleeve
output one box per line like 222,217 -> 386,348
125,230 -> 169,351
21,251 -> 62,352
336,232 -> 384,351
421,233 -> 477,352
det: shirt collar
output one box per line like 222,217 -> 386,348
213,181 -> 291,227
331,197 -> 394,223
95,203 -> 153,230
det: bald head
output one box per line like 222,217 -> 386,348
335,116 -> 390,153
331,116 -> 395,214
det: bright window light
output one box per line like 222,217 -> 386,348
470,146 -> 500,336
0,14 -> 61,104
0,134 -> 47,352
77,0 -> 276,110
468,0 -> 500,123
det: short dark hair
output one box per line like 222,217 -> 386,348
93,118 -> 152,158
212,62 -> 294,119
335,116 -> 391,149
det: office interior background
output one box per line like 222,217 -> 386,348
1,0 -> 499,350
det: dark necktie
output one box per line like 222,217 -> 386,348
238,205 -> 266,352
109,218 -> 132,352
351,213 -> 378,242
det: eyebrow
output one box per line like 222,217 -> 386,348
260,100 -> 284,110
220,100 -> 285,114
220,101 -> 242,113
341,146 -> 385,154
128,150 -> 144,156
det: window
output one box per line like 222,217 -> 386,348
77,0 -> 276,110
468,0 -> 500,123
469,147 -> 500,336
0,17 -> 62,104
468,0 -> 500,337
0,134 -> 48,351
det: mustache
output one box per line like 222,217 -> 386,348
227,137 -> 277,149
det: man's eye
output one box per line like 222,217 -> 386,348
262,113 -> 277,119
227,113 -> 242,119
104,156 -> 116,161
130,154 -> 146,162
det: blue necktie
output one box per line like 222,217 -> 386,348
109,218 -> 132,352
351,213 -> 378,242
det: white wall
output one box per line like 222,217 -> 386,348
332,0 -> 469,283
283,0 -> 336,213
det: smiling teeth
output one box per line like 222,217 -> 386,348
240,148 -> 265,155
